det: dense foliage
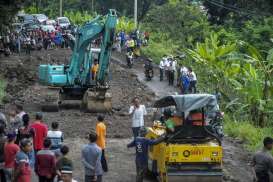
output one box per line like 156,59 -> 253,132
0,0 -> 28,32
24,0 -> 167,20
202,0 -> 273,24
141,0 -> 273,130
142,0 -> 211,63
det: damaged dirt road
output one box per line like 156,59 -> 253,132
0,49 -> 253,182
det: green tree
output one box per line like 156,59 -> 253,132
187,34 -> 273,127
143,0 -> 211,49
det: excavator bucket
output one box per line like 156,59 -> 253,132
40,87 -> 60,112
82,89 -> 112,113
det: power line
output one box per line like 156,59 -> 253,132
206,0 -> 245,15
210,0 -> 271,16
206,0 -> 271,17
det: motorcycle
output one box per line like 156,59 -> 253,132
144,59 -> 154,81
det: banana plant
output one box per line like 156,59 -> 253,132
241,43 -> 273,126
186,33 -> 238,91
187,34 -> 273,126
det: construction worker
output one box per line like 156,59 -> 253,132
252,137 -> 273,182
127,127 -> 165,182
162,109 -> 183,133
91,60 -> 99,81
163,109 -> 175,133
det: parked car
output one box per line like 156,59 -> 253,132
40,25 -> 55,32
33,14 -> 48,24
18,14 -> 35,23
22,22 -> 40,31
56,17 -> 70,29
46,19 -> 56,26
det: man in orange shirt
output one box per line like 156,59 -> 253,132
91,60 -> 99,80
96,115 -> 108,172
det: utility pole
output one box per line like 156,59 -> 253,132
60,0 -> 63,17
134,0 -> 138,28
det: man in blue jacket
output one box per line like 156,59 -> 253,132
127,127 -> 165,182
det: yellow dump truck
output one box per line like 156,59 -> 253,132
146,94 -> 223,182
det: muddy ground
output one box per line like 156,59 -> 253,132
0,49 -> 254,182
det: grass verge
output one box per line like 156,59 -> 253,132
224,117 -> 273,152
0,78 -> 6,103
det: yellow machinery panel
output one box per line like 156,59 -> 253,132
167,144 -> 222,163
146,124 -> 223,182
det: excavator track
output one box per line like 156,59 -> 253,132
40,86 -> 60,112
82,89 -> 112,113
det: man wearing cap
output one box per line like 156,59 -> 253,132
59,166 -> 78,182
14,139 -> 32,182
127,127 -> 165,182
30,112 -> 48,153
252,137 -> 273,182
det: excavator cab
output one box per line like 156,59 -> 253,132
146,94 -> 223,182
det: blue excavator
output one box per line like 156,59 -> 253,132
38,10 -> 117,112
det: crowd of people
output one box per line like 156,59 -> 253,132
0,26 -> 71,57
159,55 -> 197,94
115,29 -> 149,54
0,104 -> 107,182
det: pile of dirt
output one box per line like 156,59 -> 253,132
19,63 -> 156,138
0,49 -> 156,138
0,49 -> 71,104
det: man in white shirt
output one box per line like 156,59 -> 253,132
164,57 -> 170,81
129,97 -> 147,138
159,55 -> 166,81
168,59 -> 176,86
188,67 -> 197,93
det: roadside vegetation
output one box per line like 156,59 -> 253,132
0,78 -> 6,104
141,0 -> 273,152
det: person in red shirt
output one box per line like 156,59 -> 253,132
30,112 -> 48,153
14,138 -> 32,182
35,138 -> 56,182
4,132 -> 20,181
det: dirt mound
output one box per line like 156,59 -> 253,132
0,49 -> 156,138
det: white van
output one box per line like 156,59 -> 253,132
56,17 -> 71,29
